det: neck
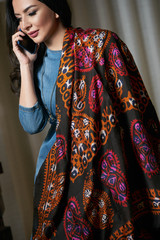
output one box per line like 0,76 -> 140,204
45,23 -> 66,51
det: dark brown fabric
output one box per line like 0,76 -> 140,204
32,28 -> 160,239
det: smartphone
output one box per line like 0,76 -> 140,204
17,29 -> 37,54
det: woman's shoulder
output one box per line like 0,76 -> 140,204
73,27 -> 121,44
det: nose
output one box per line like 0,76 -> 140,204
21,17 -> 31,31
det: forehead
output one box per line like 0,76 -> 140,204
12,0 -> 40,13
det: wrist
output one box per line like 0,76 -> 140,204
20,63 -> 34,83
20,62 -> 34,71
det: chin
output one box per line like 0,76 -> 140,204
33,37 -> 43,44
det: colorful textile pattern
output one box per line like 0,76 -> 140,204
83,170 -> 114,230
131,119 -> 159,178
64,197 -> 92,239
99,150 -> 129,207
32,28 -> 160,239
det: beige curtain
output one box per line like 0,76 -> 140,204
0,0 -> 159,239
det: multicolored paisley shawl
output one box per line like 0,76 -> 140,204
32,28 -> 160,239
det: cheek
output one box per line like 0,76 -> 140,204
36,11 -> 55,29
33,15 -> 47,28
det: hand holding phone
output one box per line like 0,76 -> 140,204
17,29 -> 38,54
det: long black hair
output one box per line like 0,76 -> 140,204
6,0 -> 72,95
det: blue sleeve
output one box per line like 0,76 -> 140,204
19,101 -> 48,134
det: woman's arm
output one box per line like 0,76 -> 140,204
19,102 -> 48,134
18,63 -> 48,134
12,30 -> 39,107
12,30 -> 48,133
19,63 -> 38,107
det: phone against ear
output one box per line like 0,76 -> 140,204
17,29 -> 37,54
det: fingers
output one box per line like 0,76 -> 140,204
11,31 -> 31,64
12,31 -> 25,43
12,31 -> 25,52
11,31 -> 38,65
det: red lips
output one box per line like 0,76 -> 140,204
28,30 -> 39,38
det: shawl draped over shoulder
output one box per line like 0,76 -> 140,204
32,27 -> 160,239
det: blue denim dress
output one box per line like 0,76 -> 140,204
19,48 -> 62,180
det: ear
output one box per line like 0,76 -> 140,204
55,13 -> 59,19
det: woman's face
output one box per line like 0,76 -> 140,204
12,0 -> 59,44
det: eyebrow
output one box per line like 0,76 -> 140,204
14,5 -> 37,16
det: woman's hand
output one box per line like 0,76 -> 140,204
12,30 -> 39,107
12,30 -> 39,65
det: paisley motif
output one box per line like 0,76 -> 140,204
99,150 -> 129,207
33,136 -> 67,238
57,30 -> 75,116
131,119 -> 159,178
83,170 -> 114,230
74,28 -> 111,72
131,188 -> 160,221
105,66 -> 139,115
70,108 -> 117,182
129,75 -> 149,113
55,135 -> 67,163
108,42 -> 128,76
34,167 -> 66,238
73,75 -> 87,112
89,75 -> 103,113
64,197 -> 92,239
110,221 -> 134,240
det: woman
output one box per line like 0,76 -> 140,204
6,0 -> 160,239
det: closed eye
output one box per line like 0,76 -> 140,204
15,10 -> 37,23
28,11 -> 37,16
